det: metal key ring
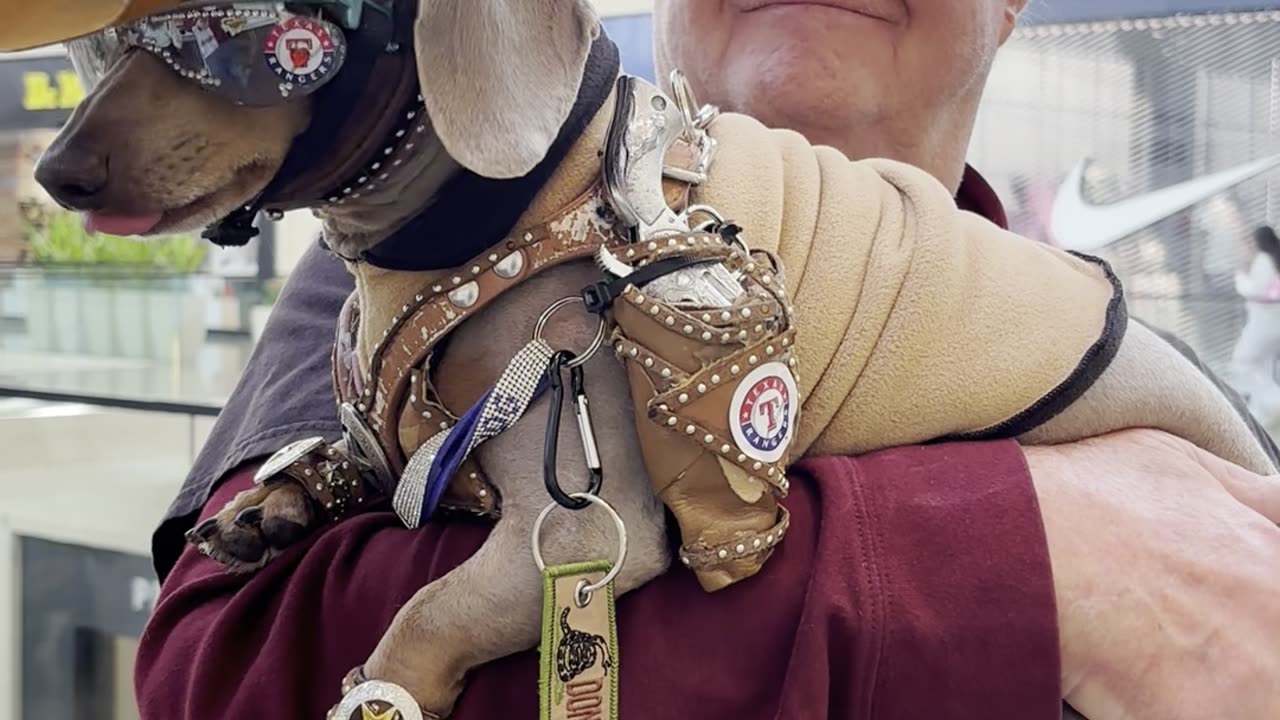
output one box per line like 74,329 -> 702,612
530,492 -> 628,600
533,297 -> 606,370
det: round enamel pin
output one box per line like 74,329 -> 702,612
263,16 -> 341,87
729,361 -> 799,464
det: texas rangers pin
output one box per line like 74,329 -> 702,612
263,15 -> 346,96
729,361 -> 799,464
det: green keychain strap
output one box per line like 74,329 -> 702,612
539,560 -> 619,720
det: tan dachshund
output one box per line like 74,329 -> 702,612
32,1 -> 1275,717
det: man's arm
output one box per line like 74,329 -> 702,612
135,441 -> 1062,719
151,242 -> 353,578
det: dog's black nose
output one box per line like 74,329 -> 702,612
34,147 -> 109,211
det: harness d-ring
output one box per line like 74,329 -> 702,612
534,296 -> 606,369
531,492 -> 628,606
544,350 -> 603,510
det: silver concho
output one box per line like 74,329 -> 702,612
329,680 -> 424,720
253,436 -> 325,485
340,402 -> 395,487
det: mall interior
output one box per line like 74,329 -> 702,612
2,0 -> 1280,717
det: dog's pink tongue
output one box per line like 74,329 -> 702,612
83,211 -> 163,237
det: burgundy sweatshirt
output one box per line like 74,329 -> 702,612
135,443 -> 1061,719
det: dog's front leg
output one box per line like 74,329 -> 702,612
359,513 -> 542,716
356,476 -> 669,717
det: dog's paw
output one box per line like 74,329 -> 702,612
184,482 -> 318,573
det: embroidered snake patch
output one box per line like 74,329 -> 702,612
555,607 -> 612,682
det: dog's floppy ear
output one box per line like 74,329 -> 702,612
416,0 -> 599,179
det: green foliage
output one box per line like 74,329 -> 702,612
21,203 -> 207,275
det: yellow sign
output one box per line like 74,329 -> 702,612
22,70 -> 84,111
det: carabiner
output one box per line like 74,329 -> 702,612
544,350 -> 604,510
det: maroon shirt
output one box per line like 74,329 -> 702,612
134,167 -> 1063,718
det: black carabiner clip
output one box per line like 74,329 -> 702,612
544,350 -> 604,510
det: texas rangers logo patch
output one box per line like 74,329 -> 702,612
263,16 -> 341,87
729,362 -> 799,464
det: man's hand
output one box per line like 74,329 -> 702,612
1024,428 -> 1280,720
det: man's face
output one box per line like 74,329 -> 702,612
652,0 -> 1024,165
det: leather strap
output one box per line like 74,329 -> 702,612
256,439 -> 379,522
329,137 -> 698,519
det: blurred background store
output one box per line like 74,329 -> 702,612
3,1 -> 1280,718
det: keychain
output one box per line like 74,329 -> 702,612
531,492 -> 627,720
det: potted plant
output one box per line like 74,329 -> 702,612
22,205 -> 209,361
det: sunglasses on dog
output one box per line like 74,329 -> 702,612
67,1 -> 379,107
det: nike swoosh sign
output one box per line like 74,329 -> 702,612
1050,154 -> 1280,252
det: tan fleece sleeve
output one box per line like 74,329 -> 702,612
696,114 -> 1118,457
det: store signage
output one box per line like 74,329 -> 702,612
0,55 -> 80,130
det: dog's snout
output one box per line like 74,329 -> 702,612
34,146 -> 110,211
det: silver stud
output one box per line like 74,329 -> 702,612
488,253 -> 499,262
766,535 -> 775,545
644,358 -> 654,368
767,345 -> 776,355
681,556 -> 692,567
741,308 -> 752,319
626,249 -> 636,258
494,251 -> 525,278
451,276 -> 462,285
478,489 -> 488,498
737,454 -> 747,463
753,462 -> 763,471
448,281 -> 479,309
678,393 -> 689,404
720,311 -> 732,322
685,425 -> 696,435
711,374 -> 721,384
702,313 -> 712,323
731,364 -> 741,375
470,265 -> 481,275
738,330 -> 748,340
432,284 -> 443,293
720,444 -> 731,454
789,358 -> 798,367
704,434 -> 714,444
701,332 -> 712,341
746,263 -> 756,272
440,421 -> 449,430
755,324 -> 764,334
650,305 -> 661,316
753,538 -> 763,549
401,304 -> 409,313
415,294 -> 423,302
358,403 -> 368,412
762,274 -> 772,284
667,417 -> 678,426
697,383 -> 707,394
524,232 -> 534,241
749,355 -> 759,365
767,468 -> 776,477
665,316 -> 676,326
683,325 -> 694,335
304,469 -> 313,476
721,333 -> 731,342
717,549 -> 729,560
629,347 -> 639,357
661,368 -> 672,379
